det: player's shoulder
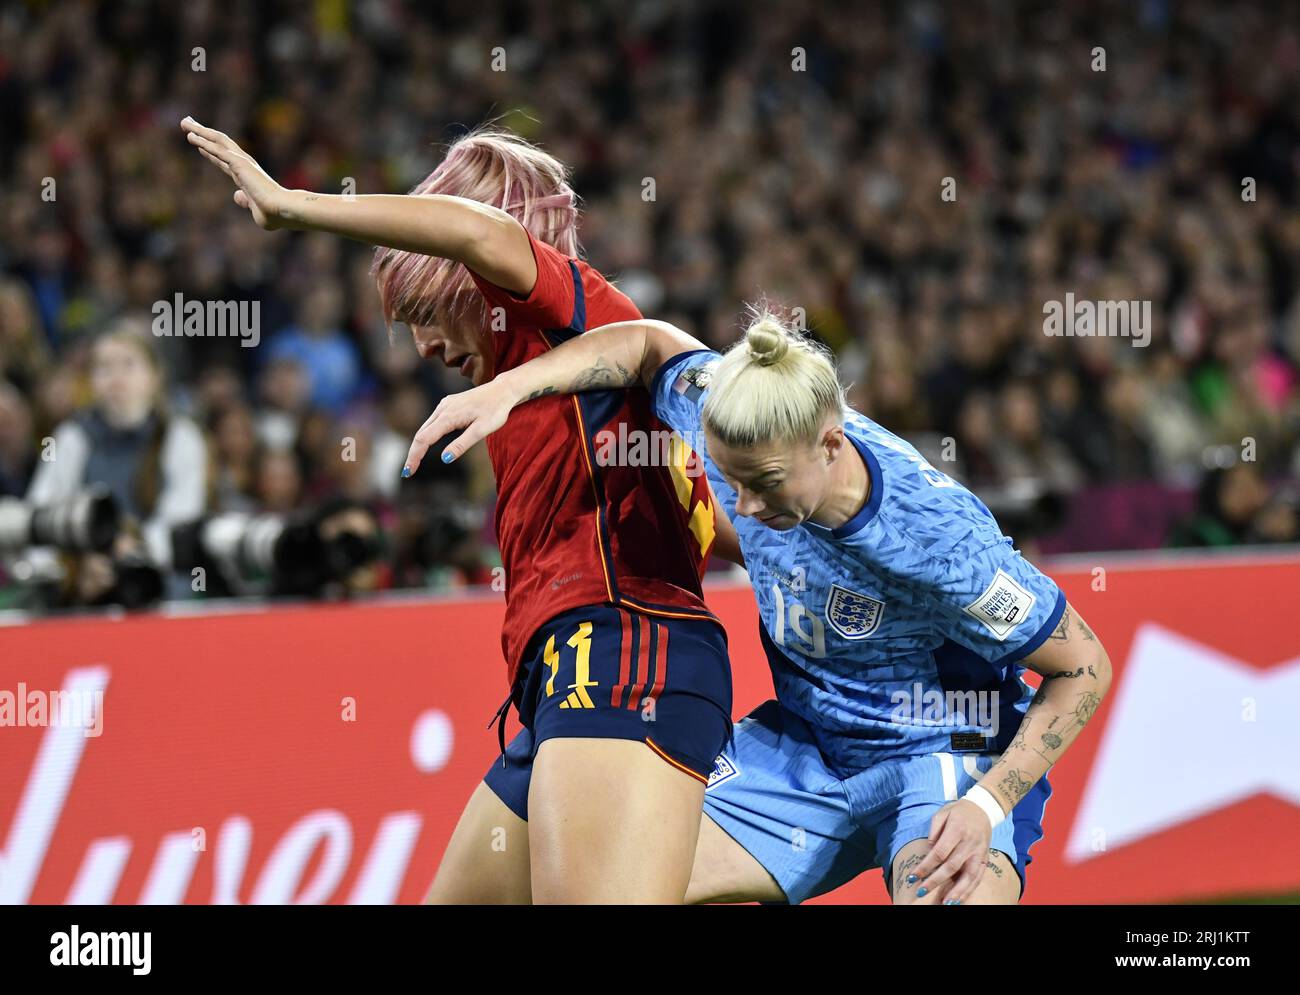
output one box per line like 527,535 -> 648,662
652,347 -> 722,401
843,411 -> 931,475
574,258 -> 642,325
843,412 -> 1006,565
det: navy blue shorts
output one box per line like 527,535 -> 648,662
485,604 -> 733,821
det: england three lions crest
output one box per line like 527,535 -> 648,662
706,754 -> 739,790
825,584 -> 885,639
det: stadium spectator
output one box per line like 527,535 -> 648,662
2,0 -> 1298,609
25,321 -> 208,567
0,382 -> 36,498
1168,461 -> 1298,547
265,284 -> 365,415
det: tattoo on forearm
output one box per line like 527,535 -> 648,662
522,386 -> 558,402
281,194 -> 318,221
996,768 -> 1033,807
985,852 -> 1005,878
1008,721 -> 1053,763
1073,690 -> 1101,725
1041,731 -> 1062,750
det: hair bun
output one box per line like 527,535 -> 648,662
745,317 -> 790,367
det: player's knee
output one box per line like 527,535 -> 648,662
890,843 -> 1019,905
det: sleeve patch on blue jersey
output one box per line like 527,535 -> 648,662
674,361 -> 716,402
963,569 -> 1037,640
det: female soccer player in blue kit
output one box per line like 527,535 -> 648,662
405,309 -> 1112,905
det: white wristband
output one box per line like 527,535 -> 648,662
963,784 -> 1006,829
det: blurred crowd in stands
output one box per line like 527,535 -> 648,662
1,0 -> 1298,609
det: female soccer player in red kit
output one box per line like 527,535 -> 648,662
182,118 -> 733,903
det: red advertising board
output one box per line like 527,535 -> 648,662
1,552 -> 1297,904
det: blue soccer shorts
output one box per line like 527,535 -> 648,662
701,699 -> 1051,903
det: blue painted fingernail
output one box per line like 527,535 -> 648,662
442,452 -> 454,464
906,874 -> 918,884
917,886 -> 928,897
401,466 -> 411,478
945,899 -> 960,905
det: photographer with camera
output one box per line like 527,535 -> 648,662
19,319 -> 207,606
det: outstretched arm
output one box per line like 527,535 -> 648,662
402,319 -> 707,475
180,117 -> 537,295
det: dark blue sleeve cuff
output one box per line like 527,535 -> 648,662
998,587 -> 1067,666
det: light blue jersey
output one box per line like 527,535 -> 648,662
651,349 -> 1066,775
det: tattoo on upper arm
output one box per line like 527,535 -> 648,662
570,366 -> 610,390
1076,613 -> 1098,641
1048,606 -> 1072,641
1048,604 -> 1101,646
1044,666 -> 1086,680
569,357 -> 636,392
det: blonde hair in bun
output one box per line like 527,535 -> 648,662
702,304 -> 846,448
744,317 -> 790,366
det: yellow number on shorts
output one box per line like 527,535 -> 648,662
559,621 -> 597,709
543,635 -> 561,697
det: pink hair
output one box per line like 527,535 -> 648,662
372,126 -> 581,331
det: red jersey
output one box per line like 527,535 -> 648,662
467,232 -> 718,680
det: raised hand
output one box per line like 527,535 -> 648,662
181,116 -> 288,230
